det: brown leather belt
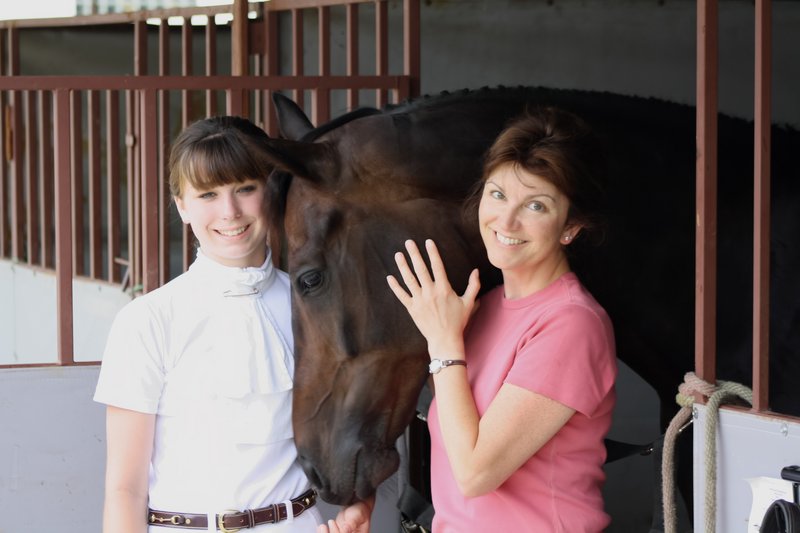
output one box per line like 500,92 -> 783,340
147,489 -> 316,531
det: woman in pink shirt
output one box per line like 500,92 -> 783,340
387,107 -> 617,532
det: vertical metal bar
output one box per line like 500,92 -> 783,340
695,0 -> 719,388
134,20 -> 148,76
232,0 -> 249,77
106,90 -> 120,284
752,0 -> 772,412
346,3 -> 359,110
292,8 -> 305,109
70,90 -> 85,276
159,19 -> 171,285
10,89 -> 23,261
125,90 -> 137,292
0,29 -> 6,258
263,8 -> 280,137
181,18 -> 193,129
314,5 -> 331,125
226,88 -> 245,117
25,90 -> 39,266
403,0 -> 421,98
232,0 -> 250,117
181,18 -> 193,272
88,90 -> 102,279
375,1 -> 388,107
205,19 -> 218,116
54,89 -> 74,365
140,89 -> 159,295
38,90 -> 53,269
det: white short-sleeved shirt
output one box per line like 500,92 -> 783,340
94,250 -> 321,532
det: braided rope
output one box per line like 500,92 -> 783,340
661,372 -> 752,533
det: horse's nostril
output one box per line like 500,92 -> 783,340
297,453 -> 324,488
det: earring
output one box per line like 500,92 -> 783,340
563,235 -> 572,242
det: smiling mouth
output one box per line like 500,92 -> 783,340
496,231 -> 525,245
216,225 -> 248,237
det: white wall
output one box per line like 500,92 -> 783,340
693,405 -> 800,531
0,260 -> 131,365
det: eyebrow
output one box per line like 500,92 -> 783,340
486,180 -> 557,203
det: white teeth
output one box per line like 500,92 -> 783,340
496,233 -> 524,245
218,226 -> 247,237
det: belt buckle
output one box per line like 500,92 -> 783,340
217,509 -> 242,533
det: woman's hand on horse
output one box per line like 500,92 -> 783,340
387,239 -> 481,356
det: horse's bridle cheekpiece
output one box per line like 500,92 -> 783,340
428,359 -> 467,374
147,489 -> 316,531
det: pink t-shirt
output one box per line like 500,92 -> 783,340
428,272 -> 617,533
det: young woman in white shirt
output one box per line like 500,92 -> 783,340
95,116 -> 371,533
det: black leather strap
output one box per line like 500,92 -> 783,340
760,499 -> 800,533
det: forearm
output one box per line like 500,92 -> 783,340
103,488 -> 149,533
430,353 -> 486,496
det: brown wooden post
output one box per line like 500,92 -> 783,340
695,0 -> 719,390
752,0 -> 772,412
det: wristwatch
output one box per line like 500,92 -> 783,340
428,359 -> 467,374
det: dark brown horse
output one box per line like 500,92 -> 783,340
261,87 -> 800,508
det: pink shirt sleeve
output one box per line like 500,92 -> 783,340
505,303 -> 616,417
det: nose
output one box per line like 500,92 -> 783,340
220,194 -> 241,219
497,203 -> 519,230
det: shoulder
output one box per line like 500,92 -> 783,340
112,270 -> 194,326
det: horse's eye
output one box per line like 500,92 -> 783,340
297,270 -> 324,294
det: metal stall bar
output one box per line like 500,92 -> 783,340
88,90 -> 102,279
404,0 -> 421,99
375,1 -> 388,108
695,0 -> 718,390
70,90 -> 85,276
314,5 -> 332,125
24,90 -> 39,266
38,90 -> 54,270
292,9 -> 305,109
54,88 -> 74,365
159,19 -> 172,285
106,90 -> 121,284
752,0 -> 772,412
346,3 -> 360,110
140,89 -> 159,295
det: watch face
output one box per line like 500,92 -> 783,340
429,359 -> 443,373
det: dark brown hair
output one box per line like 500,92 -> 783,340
465,106 -> 608,244
168,116 -> 273,197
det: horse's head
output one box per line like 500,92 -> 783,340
263,97 -> 497,503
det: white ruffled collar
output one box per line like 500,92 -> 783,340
188,249 -> 276,297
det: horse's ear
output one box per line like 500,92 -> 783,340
262,138 -> 334,186
272,92 -> 315,140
